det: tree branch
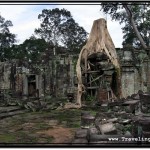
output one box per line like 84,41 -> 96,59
123,4 -> 147,49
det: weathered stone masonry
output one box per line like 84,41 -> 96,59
0,48 -> 149,102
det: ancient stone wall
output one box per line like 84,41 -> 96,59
117,48 -> 150,98
0,49 -> 149,100
44,54 -> 78,98
0,60 -> 44,99
0,62 -> 11,90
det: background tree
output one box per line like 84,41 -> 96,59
122,4 -> 150,48
0,15 -> 16,61
14,35 -> 48,63
101,2 -> 150,92
60,17 -> 87,54
100,2 -> 150,49
35,8 -> 88,55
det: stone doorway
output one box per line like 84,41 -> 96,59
84,52 -> 117,103
28,75 -> 37,97
23,74 -> 39,98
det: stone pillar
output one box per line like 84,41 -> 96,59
22,74 -> 28,99
81,112 -> 95,129
36,75 -> 44,97
141,60 -> 149,92
121,49 -> 135,98
69,55 -> 74,87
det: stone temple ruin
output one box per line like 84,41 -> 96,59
0,19 -> 150,107
75,18 -> 150,107
70,18 -> 150,146
0,18 -> 150,145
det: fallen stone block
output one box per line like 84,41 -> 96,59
98,123 -> 117,135
100,103 -> 108,112
75,129 -> 88,139
88,127 -> 99,135
87,127 -> 99,141
63,102 -> 80,109
142,131 -> 150,138
107,118 -> 118,123
108,101 -> 122,107
124,131 -> 132,136
81,111 -> 91,116
0,109 -> 28,119
81,114 -> 95,129
0,106 -> 21,113
119,119 -> 132,125
131,94 -> 140,100
112,106 -> 120,112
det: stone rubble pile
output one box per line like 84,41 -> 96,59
72,91 -> 150,146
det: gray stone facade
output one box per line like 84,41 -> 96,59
0,48 -> 149,101
117,48 -> 150,98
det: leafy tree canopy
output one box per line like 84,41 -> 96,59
101,2 -> 150,49
14,35 -> 49,64
0,14 -> 16,61
35,8 -> 88,54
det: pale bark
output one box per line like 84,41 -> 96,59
76,18 -> 122,107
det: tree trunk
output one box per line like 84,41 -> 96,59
123,4 -> 147,49
76,18 -> 122,107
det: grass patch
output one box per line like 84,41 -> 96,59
10,118 -> 26,126
46,136 -> 54,143
52,109 -> 81,128
53,109 -> 81,121
33,123 -> 52,131
14,131 -> 38,143
122,124 -> 132,134
0,134 -> 16,143
67,121 -> 81,128
0,107 -> 97,143
90,110 -> 97,116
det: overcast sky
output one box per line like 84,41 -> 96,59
0,3 -> 124,48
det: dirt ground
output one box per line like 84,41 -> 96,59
0,109 -> 82,145
37,126 -> 76,143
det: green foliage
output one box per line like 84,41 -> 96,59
47,109 -> 81,128
73,58 -> 78,71
122,4 -> 150,48
67,121 -> 81,128
86,95 -> 95,101
90,110 -> 97,116
14,131 -> 38,143
11,35 -> 49,64
0,15 -> 16,61
137,50 -> 149,63
122,124 -> 132,134
46,137 -> 54,143
35,8 -> 88,54
0,134 -> 16,143
34,123 -> 52,130
101,2 -> 150,48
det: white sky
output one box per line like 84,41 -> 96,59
0,3 -> 124,48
